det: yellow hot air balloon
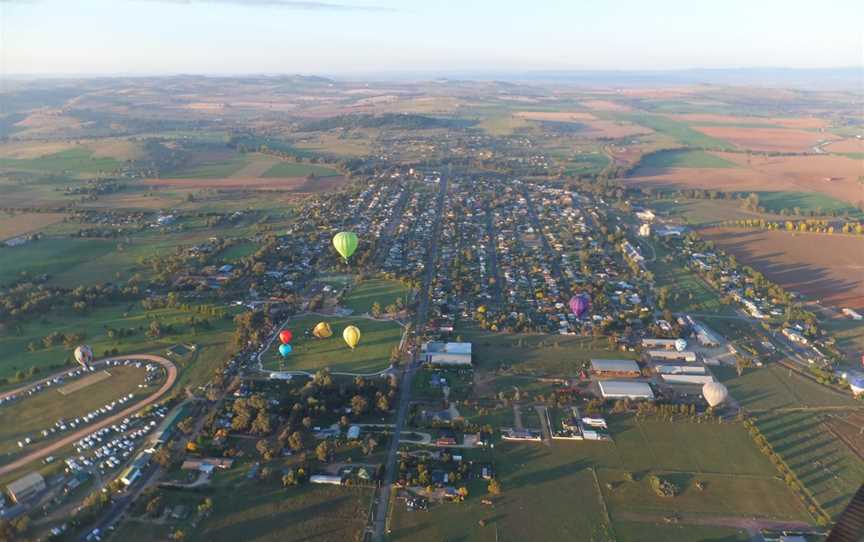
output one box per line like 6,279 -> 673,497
343,325 -> 361,349
313,321 -> 333,339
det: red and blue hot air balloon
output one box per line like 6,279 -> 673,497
569,293 -> 591,318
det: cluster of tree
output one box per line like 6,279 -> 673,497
1,280 -> 138,324
232,310 -> 273,351
722,217 -> 863,235
648,475 -> 680,497
0,517 -> 30,541
231,393 -> 273,435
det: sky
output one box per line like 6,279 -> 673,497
0,0 -> 862,76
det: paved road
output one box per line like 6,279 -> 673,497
372,176 -> 448,541
0,354 -> 177,477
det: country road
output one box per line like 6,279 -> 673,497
0,354 -> 177,477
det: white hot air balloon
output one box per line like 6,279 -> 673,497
674,338 -> 687,352
74,345 -> 93,368
702,381 -> 729,408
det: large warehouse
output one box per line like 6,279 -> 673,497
590,359 -> 641,378
598,380 -> 655,400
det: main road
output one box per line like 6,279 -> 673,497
0,354 -> 177,477
371,175 -> 448,541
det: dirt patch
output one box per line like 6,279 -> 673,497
626,153 -> 864,206
826,138 -> 864,154
691,126 -> 840,152
702,227 -> 864,310
58,370 -> 112,395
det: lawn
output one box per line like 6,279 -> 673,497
714,364 -> 859,412
343,277 -> 411,315
647,241 -> 735,315
261,161 -> 340,178
219,241 -> 259,261
635,149 -> 738,170
0,366 -> 155,457
0,302 -> 236,382
0,147 -> 123,177
757,411 -> 864,519
612,521 -> 748,542
262,314 -> 403,374
563,152 -> 611,175
457,325 -> 632,375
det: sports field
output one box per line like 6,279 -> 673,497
262,315 -> 403,374
343,277 -> 411,315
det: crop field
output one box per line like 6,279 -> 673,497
457,325 -> 633,375
0,302 -> 236,382
633,149 -> 738,170
666,113 -> 829,130
0,237 -> 116,285
754,191 -> 860,216
702,227 -> 864,310
613,113 -> 733,149
756,410 -> 864,519
261,161 -> 341,178
0,147 -> 123,177
0,366 -> 153,457
343,277 -> 411,315
262,314 -> 403,374
0,212 -> 66,241
628,153 -> 863,207
691,126 -> 839,153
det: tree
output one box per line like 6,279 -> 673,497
316,440 -> 332,463
153,447 -> 176,468
377,394 -> 390,413
251,411 -> 272,435
282,470 -> 297,487
177,417 -> 195,435
370,301 -> 382,317
288,431 -> 304,452
256,439 -> 274,461
487,478 -> 502,496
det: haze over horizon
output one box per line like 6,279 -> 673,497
1,0 -> 862,76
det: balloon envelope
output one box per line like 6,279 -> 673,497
702,381 -> 729,407
74,345 -> 93,367
332,231 -> 359,261
343,325 -> 361,349
569,294 -> 590,318
279,330 -> 293,344
312,321 -> 333,338
278,343 -> 293,357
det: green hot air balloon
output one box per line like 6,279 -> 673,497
332,231 -> 359,262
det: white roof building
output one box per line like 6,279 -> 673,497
424,342 -> 472,366
598,380 -> 654,400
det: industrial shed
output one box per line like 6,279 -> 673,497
423,342 -> 472,366
6,472 -> 46,503
660,374 -> 715,385
590,359 -> 641,378
648,350 -> 697,362
598,380 -> 654,400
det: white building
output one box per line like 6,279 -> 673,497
423,342 -> 472,366
598,380 -> 654,400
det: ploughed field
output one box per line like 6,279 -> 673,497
702,227 -> 864,310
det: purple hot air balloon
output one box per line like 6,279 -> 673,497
569,293 -> 590,318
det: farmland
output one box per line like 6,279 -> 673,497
633,149 -> 738,170
702,227 -> 864,310
261,161 -> 341,178
0,147 -> 124,177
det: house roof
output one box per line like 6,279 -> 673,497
598,380 -> 654,399
7,472 -> 45,495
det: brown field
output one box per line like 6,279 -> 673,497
145,175 -> 347,192
826,138 -> 864,153
692,126 -> 840,152
579,99 -> 631,111
702,227 -> 864,310
669,114 -> 830,130
824,413 -> 864,460
627,153 -> 864,206
0,140 -> 77,159
0,212 -> 67,240
58,370 -> 112,395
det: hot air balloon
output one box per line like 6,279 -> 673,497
569,293 -> 590,318
674,338 -> 687,352
332,231 -> 359,262
312,321 -> 333,339
702,381 -> 729,408
74,345 -> 93,368
279,330 -> 293,344
278,343 -> 293,358
343,325 -> 361,349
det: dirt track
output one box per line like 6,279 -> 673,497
0,354 -> 177,477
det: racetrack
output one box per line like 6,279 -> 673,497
0,354 -> 177,477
